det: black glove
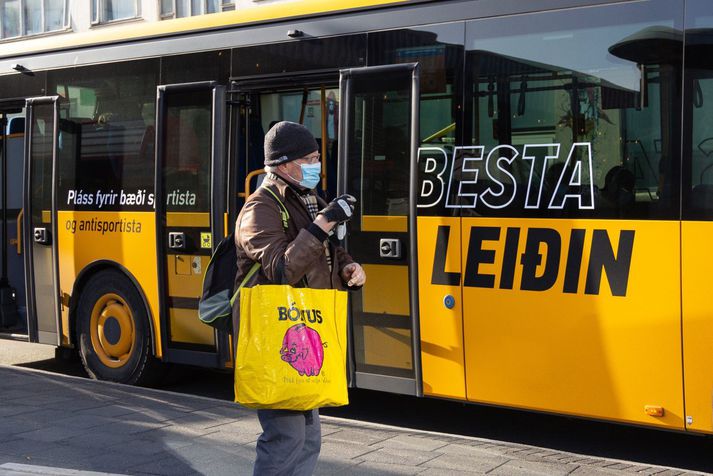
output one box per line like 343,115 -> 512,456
318,194 -> 356,223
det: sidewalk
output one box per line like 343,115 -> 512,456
0,365 -> 705,476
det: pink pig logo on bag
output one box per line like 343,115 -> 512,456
280,324 -> 324,376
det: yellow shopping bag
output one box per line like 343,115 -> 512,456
234,284 -> 349,411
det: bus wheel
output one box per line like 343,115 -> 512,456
76,270 -> 161,385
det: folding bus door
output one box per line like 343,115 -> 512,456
24,97 -> 62,345
155,82 -> 228,367
339,64 -> 422,395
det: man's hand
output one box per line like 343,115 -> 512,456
318,194 -> 356,224
340,262 -> 366,287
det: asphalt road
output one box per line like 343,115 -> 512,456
2,339 -> 712,474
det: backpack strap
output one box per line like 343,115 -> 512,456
260,184 -> 309,288
230,261 -> 261,306
262,185 -> 290,231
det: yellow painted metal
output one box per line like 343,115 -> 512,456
460,218 -> 683,429
0,0 -> 410,59
417,216 -> 465,400
174,255 -> 193,276
41,210 -> 51,224
681,221 -> 713,434
240,169 -> 266,198
362,326 -> 412,369
361,264 -> 409,316
15,209 -> 22,254
166,253 -> 211,346
89,293 -> 135,369
166,212 -> 210,228
361,215 -> 407,233
56,211 -> 162,357
321,86 -> 328,192
167,255 -> 208,296
422,122 -> 455,143
170,308 -> 215,345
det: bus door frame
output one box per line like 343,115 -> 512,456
338,63 -> 423,396
227,71 -> 339,224
23,96 -> 62,345
0,98 -> 25,332
155,81 -> 228,367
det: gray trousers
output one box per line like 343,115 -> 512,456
253,408 -> 321,476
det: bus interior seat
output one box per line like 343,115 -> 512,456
601,165 -> 635,214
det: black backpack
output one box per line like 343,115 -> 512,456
198,186 -> 289,332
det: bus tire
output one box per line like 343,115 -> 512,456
76,269 -> 162,386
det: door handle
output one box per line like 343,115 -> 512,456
168,231 -> 186,250
33,227 -> 50,245
379,238 -> 401,259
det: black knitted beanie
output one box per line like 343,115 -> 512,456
264,121 -> 319,166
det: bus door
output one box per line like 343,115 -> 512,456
155,82 -> 228,367
23,97 -> 61,345
0,102 -> 25,333
339,64 -> 422,395
229,76 -> 341,214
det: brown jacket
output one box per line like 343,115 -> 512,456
233,174 -> 355,292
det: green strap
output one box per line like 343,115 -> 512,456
230,261 -> 261,306
261,184 -> 307,288
263,186 -> 290,231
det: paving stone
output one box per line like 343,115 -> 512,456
124,456 -> 202,476
376,434 -> 450,452
202,428 -> 261,445
11,426 -> 88,443
0,462 -> 127,475
421,452 -> 510,473
570,466 -> 625,475
489,459 -> 580,475
358,447 -> 443,467
74,405 -> 138,419
318,440 -> 377,460
350,461 -> 424,475
326,428 -> 398,447
0,439 -> 67,460
604,462 -> 637,470
438,442 -> 521,459
48,416 -> 116,433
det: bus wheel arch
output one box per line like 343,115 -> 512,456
72,264 -> 162,385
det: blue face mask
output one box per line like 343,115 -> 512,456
299,162 -> 321,189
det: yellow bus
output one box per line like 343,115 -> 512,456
1,0 -> 712,434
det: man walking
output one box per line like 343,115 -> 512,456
234,121 -> 366,475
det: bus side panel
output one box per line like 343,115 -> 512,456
681,221 -> 713,434
462,218 -> 684,429
417,216 -> 466,400
56,210 -> 161,356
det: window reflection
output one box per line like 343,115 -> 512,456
50,60 -> 158,211
683,0 -> 713,219
460,0 -> 683,219
368,25 -> 464,217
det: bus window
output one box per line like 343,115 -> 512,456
49,60 -> 158,212
368,25 -> 464,217
683,15 -> 713,218
464,4 -> 682,219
